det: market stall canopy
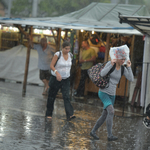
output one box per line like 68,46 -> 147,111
0,3 -> 149,35
118,14 -> 150,110
119,15 -> 150,36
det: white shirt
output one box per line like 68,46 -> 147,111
51,51 -> 72,79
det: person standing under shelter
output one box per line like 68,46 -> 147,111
74,40 -> 96,99
32,38 -> 55,95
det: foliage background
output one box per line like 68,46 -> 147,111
10,0 -> 150,18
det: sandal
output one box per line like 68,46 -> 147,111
46,116 -> 52,119
42,91 -> 47,95
67,116 -> 76,121
42,86 -> 49,95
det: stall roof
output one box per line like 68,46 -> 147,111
0,3 -> 149,35
119,15 -> 150,36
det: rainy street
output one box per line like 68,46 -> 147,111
1,0 -> 150,150
0,80 -> 149,150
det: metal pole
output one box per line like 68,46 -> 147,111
143,63 -> 149,115
8,0 -> 12,18
125,0 -> 129,4
32,0 -> 38,17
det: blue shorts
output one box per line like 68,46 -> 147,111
98,90 -> 115,109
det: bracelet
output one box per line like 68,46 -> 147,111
54,70 -> 57,74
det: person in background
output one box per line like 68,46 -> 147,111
32,38 -> 55,95
90,56 -> 134,141
45,41 -> 75,121
143,103 -> 150,129
74,40 -> 96,99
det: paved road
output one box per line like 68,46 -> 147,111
0,81 -> 149,150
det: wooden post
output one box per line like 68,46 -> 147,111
16,25 -> 28,37
22,26 -> 33,96
57,28 -> 61,51
50,28 -> 61,51
130,35 -> 135,62
64,29 -> 68,40
50,27 -> 57,45
104,33 -> 110,62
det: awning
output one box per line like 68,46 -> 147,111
119,14 -> 150,111
0,3 -> 150,35
119,15 -> 150,36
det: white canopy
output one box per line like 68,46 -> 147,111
0,3 -> 149,35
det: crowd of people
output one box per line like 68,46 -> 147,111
32,37 -> 149,142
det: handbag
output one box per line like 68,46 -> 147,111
88,62 -> 124,89
87,62 -> 116,89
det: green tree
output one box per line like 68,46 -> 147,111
119,0 -> 145,5
11,0 -> 32,17
11,0 -> 150,18
38,0 -> 111,17
11,0 -> 111,17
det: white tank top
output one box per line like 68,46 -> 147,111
51,51 -> 72,79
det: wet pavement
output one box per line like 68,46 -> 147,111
0,81 -> 149,150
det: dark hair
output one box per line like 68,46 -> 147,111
62,41 -> 71,48
82,40 -> 89,46
90,34 -> 100,45
40,38 -> 47,44
40,38 -> 47,48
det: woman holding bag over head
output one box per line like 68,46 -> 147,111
90,45 -> 134,141
45,41 -> 75,121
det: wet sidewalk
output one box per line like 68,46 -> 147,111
0,81 -> 149,150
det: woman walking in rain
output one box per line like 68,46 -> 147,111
90,45 -> 134,141
45,41 -> 75,121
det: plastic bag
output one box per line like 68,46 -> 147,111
109,45 -> 130,64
